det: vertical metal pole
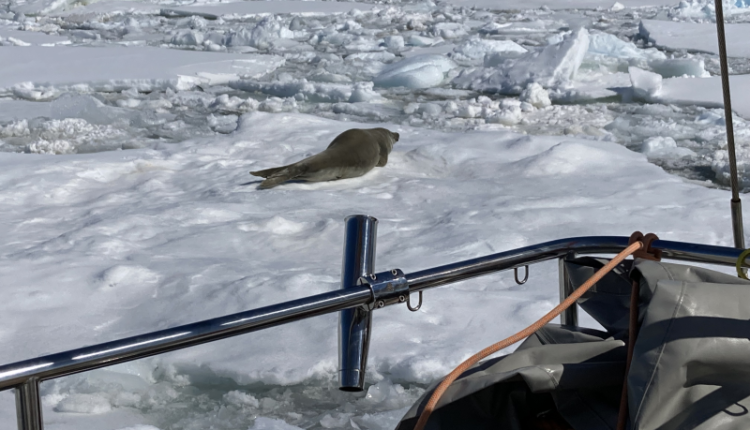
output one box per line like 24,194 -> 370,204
558,257 -> 578,326
338,215 -> 377,391
714,0 -> 746,249
15,379 -> 43,430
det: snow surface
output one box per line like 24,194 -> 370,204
1,111 -> 742,429
4,0 -> 750,428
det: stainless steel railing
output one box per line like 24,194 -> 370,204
1,214 -> 746,429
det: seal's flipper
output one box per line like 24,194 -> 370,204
255,164 -> 308,189
258,175 -> 293,189
377,152 -> 388,167
250,166 -> 286,179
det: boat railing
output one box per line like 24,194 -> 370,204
1,214 -> 746,430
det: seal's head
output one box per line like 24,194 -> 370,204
367,128 -> 398,155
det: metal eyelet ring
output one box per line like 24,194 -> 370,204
514,265 -> 529,285
407,291 -> 423,312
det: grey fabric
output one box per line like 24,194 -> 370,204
395,259 -> 750,430
628,260 -> 750,430
567,257 -> 633,336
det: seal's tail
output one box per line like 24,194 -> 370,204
250,164 -> 305,189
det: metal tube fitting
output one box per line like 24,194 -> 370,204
338,215 -> 378,391
16,379 -> 42,430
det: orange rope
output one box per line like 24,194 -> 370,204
413,241 -> 644,430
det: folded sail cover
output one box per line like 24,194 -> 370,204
396,259 -> 750,430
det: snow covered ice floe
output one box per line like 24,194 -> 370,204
1,111 -> 748,428
432,0 -> 683,10
160,0 -> 374,19
640,19 -> 750,58
628,65 -> 750,119
667,0 -> 750,19
0,46 -> 285,98
0,27 -> 68,46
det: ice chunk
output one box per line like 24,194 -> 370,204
453,36 -> 526,62
406,35 -> 440,47
249,417 -> 304,430
50,94 -> 125,126
713,146 -> 750,186
629,66 -> 662,100
454,27 -> 590,93
54,394 -> 112,414
223,391 -> 260,408
648,58 -> 708,78
348,82 -> 387,103
170,30 -> 204,46
520,83 -> 551,108
695,110 -> 725,125
641,136 -> 696,160
587,32 -> 663,60
231,78 -> 352,102
25,139 -> 76,155
374,55 -> 457,89
404,102 -> 443,117
332,102 -> 401,120
497,26 -> 589,87
430,22 -> 467,39
483,51 -> 514,67
257,97 -> 298,113
225,16 -> 293,49
319,413 -> 353,428
382,35 -> 405,52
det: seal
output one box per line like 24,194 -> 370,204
250,128 -> 399,189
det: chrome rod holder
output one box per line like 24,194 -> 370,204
16,379 -> 42,430
338,215 -> 378,392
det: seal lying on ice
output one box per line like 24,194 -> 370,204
250,128 -> 399,189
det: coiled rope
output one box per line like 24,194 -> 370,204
413,241 -> 644,430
